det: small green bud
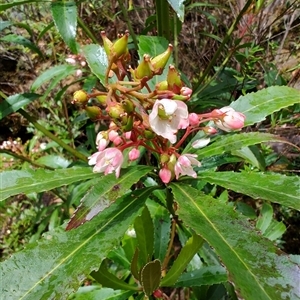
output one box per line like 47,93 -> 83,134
85,106 -> 102,120
121,99 -> 134,113
112,31 -> 129,58
73,90 -> 88,104
155,80 -> 168,91
144,130 -> 156,139
108,104 -> 125,119
121,115 -> 134,131
160,153 -> 170,164
151,44 -> 173,74
100,31 -> 113,57
134,54 -> 153,80
167,154 -> 177,170
96,95 -> 107,105
167,65 -> 182,94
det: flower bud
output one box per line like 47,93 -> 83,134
96,131 -> 109,151
121,115 -> 134,131
189,113 -> 200,126
180,86 -> 192,98
108,104 -> 125,119
121,99 -> 134,113
203,126 -> 217,134
129,148 -> 140,161
85,106 -> 102,120
159,167 -> 172,184
134,54 -> 153,80
160,153 -> 170,164
155,80 -> 168,91
144,130 -> 156,139
151,44 -> 173,74
167,65 -> 182,94
112,31 -> 129,58
100,31 -> 113,57
96,95 -> 107,105
73,90 -> 88,104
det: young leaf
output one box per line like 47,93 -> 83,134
51,0 -> 78,53
0,187 -> 155,300
170,183 -> 300,300
161,234 -> 203,287
67,166 -> 153,230
134,205 -> 154,266
0,93 -> 40,120
141,259 -> 162,297
230,86 -> 300,126
199,171 -> 300,211
0,166 -> 98,201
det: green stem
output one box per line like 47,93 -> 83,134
77,16 -> 98,44
117,0 -> 138,50
193,0 -> 254,94
19,109 -> 88,162
155,0 -> 170,40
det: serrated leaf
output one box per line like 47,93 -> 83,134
194,132 -> 286,159
0,187 -> 155,300
161,233 -> 203,286
0,0 -> 39,11
175,266 -> 227,287
0,34 -> 43,57
141,259 -> 161,297
230,86 -> 300,126
91,261 -> 139,291
199,171 -> 300,211
0,167 -> 98,201
51,0 -> 77,53
0,93 -> 40,120
31,64 -> 77,91
82,44 -> 108,85
170,183 -> 300,300
167,0 -> 185,21
134,205 -> 154,266
67,166 -> 153,230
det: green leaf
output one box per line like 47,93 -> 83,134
161,234 -> 203,286
0,0 -> 40,11
0,187 -> 154,300
170,183 -> 300,300
263,221 -> 286,241
0,34 -> 43,57
134,205 -> 154,266
138,36 -> 173,91
256,203 -> 273,234
141,260 -> 161,297
82,44 -> 108,85
67,166 -> 153,230
0,20 -> 12,31
0,166 -> 98,201
194,132 -> 286,159
167,0 -> 185,22
130,248 -> 140,281
36,155 -> 71,169
51,0 -> 77,53
230,86 -> 300,126
31,64 -> 77,91
175,266 -> 227,287
199,171 -> 300,211
0,93 -> 40,120
91,261 -> 139,291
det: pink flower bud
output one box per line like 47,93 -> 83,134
180,86 -> 192,98
129,148 -> 140,161
215,107 -> 245,132
159,167 -> 172,184
192,138 -> 210,149
204,126 -> 217,134
65,57 -> 76,65
96,131 -> 109,151
189,113 -> 200,126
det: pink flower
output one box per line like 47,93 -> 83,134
159,167 -> 172,184
88,148 -> 124,178
149,99 -> 189,144
109,130 -> 122,146
215,107 -> 245,132
128,148 -> 140,161
174,154 -> 201,179
96,131 -> 109,151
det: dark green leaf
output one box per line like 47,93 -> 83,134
199,171 -> 300,211
161,234 -> 203,286
51,0 -> 77,53
131,248 -> 140,281
0,166 -> 98,201
230,86 -> 300,126
0,93 -> 40,120
141,259 -> 161,297
134,205 -> 154,266
67,166 -> 153,230
175,266 -> 227,287
0,187 -> 154,300
170,183 -> 300,300
0,34 -> 43,57
91,261 -> 139,291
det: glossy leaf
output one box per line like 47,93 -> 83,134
175,266 -> 227,287
0,93 -> 40,120
170,183 -> 300,300
0,34 -> 43,57
91,261 -> 139,291
51,0 -> 77,53
31,64 -> 77,91
194,132 -> 286,159
141,260 -> 162,297
134,205 -> 154,266
199,171 -> 300,211
161,234 -> 203,286
67,166 -> 153,230
82,44 -> 108,85
167,0 -> 185,21
0,187 -> 155,300
0,167 -> 98,201
230,86 -> 300,126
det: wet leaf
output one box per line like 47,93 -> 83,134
141,259 -> 161,297
230,86 -> 300,126
170,183 -> 300,300
199,171 -> 300,211
0,187 -> 155,300
67,166 -> 153,230
51,0 -> 77,53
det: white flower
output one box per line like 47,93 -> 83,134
149,99 -> 189,144
174,154 -> 201,179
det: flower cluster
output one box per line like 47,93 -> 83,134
72,31 -> 246,183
